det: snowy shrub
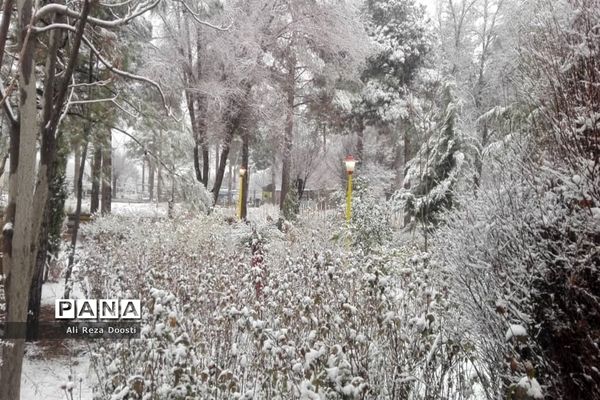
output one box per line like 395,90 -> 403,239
282,184 -> 300,222
177,172 -> 213,215
76,212 -> 477,399
433,132 -> 600,399
345,176 -> 392,253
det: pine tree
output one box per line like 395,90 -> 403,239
399,83 -> 465,234
353,0 -> 430,129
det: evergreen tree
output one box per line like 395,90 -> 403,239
398,83 -> 465,233
352,0 -> 430,133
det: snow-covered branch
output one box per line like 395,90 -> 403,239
175,0 -> 233,31
81,35 -> 172,115
34,0 -> 160,29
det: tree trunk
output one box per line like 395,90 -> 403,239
141,157 -> 145,197
213,144 -> 220,186
0,0 -> 14,69
356,118 -> 364,163
241,130 -> 249,219
157,131 -> 162,201
211,85 -> 251,204
212,125 -> 236,205
393,129 -> 404,188
187,92 -> 205,186
0,153 -> 9,179
101,130 -> 112,214
0,0 -> 42,394
212,135 -> 233,205
279,51 -> 296,211
227,159 -> 233,207
65,139 -> 88,298
27,142 -> 68,341
112,172 -> 118,199
193,143 -> 202,183
156,170 -> 161,201
73,143 -> 81,193
474,122 -> 488,188
66,43 -> 95,297
202,143 -> 209,188
271,158 -> 277,205
90,142 -> 102,213
148,162 -> 155,201
2,0 -> 91,393
403,130 -> 411,226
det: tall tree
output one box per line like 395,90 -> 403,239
398,83 -> 465,248
0,1 -> 160,394
352,0 -> 430,182
265,0 -> 369,212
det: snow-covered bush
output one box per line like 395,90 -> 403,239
76,212 -> 476,399
345,176 -> 392,253
177,172 -> 213,215
433,131 -> 600,399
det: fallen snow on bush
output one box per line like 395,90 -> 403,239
72,213 -> 477,399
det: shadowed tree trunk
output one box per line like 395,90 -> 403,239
90,141 -> 102,213
356,118 -> 364,163
157,130 -> 162,201
188,95 -> 209,188
403,130 -> 411,225
241,130 -> 249,219
393,129 -> 404,188
214,144 -> 220,184
279,50 -> 296,211
271,155 -> 277,205
148,163 -> 155,201
101,130 -> 112,214
112,170 -> 118,199
65,138 -> 88,298
27,139 -> 68,341
211,82 -> 252,204
73,143 -> 81,193
212,128 -> 235,204
227,156 -> 234,206
66,49 -> 95,297
0,153 -> 9,179
183,23 -> 209,189
141,156 -> 145,197
193,143 -> 202,183
201,143 -> 209,188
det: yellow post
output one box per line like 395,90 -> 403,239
345,173 -> 352,223
237,173 -> 244,219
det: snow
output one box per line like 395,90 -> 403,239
517,376 -> 544,399
20,280 -> 92,399
21,343 -> 94,400
505,324 -> 527,341
64,198 -> 169,217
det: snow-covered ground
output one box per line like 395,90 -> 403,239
21,343 -> 94,400
65,198 -> 170,218
21,281 -> 94,400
